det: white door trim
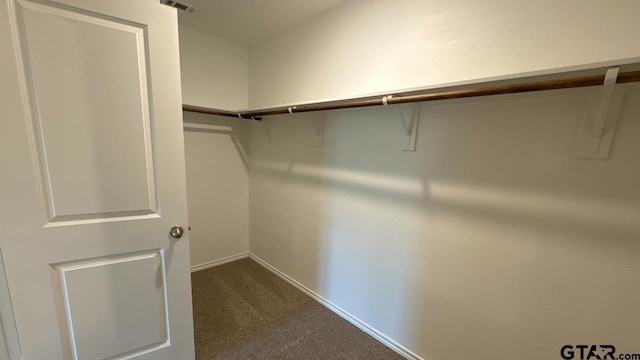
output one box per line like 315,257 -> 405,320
0,249 -> 22,360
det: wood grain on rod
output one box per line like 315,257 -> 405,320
182,104 -> 238,117
389,71 -> 640,105
183,70 -> 640,119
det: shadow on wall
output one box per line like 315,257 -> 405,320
183,112 -> 250,170
247,85 -> 640,360
182,112 -> 251,268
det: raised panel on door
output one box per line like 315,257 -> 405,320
51,250 -> 170,360
17,0 -> 158,224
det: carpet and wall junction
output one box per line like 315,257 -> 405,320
191,258 -> 404,360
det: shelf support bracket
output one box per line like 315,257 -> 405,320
576,67 -> 625,160
397,104 -> 420,151
250,116 -> 270,144
312,112 -> 324,148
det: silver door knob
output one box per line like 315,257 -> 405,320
169,225 -> 184,239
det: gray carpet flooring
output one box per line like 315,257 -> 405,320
191,258 -> 404,360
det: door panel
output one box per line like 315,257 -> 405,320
0,0 -> 194,359
18,0 -> 158,223
52,250 -> 169,360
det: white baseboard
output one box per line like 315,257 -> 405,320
191,252 -> 249,272
248,253 -> 424,360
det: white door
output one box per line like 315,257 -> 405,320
0,0 -> 195,359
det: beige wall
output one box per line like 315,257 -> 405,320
249,0 -> 640,108
248,84 -> 640,359
183,112 -> 249,269
245,2 -> 640,353
178,3 -> 640,358
179,25 -> 250,268
179,25 -> 248,110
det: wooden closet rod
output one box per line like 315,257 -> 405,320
183,70 -> 640,120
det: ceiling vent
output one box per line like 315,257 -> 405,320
160,0 -> 198,13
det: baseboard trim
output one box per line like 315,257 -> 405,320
248,253 -> 424,360
191,252 -> 249,272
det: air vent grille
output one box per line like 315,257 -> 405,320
160,0 -> 198,13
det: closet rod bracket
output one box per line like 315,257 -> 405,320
397,103 -> 420,152
312,112 -> 324,148
576,67 -> 625,160
250,116 -> 270,144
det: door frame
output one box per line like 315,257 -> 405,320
0,249 -> 21,360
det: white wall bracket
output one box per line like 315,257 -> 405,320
397,104 -> 420,151
250,116 -> 270,144
576,67 -> 625,160
312,112 -> 324,148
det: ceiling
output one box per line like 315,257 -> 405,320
176,0 -> 349,46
